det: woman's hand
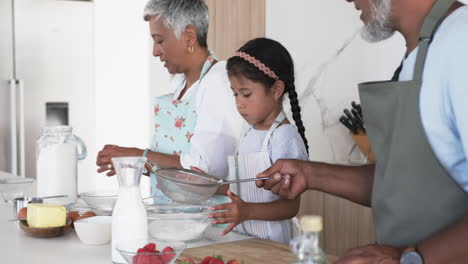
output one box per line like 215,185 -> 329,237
209,190 -> 250,236
256,159 -> 311,200
96,145 -> 144,176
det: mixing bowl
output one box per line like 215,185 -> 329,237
0,172 -> 34,202
78,191 -> 117,212
144,197 -> 213,242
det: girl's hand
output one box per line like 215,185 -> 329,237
190,166 -> 205,174
209,190 -> 250,235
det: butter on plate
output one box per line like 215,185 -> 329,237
27,204 -> 66,228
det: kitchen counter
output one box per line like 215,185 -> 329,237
182,238 -> 338,263
0,202 -> 251,264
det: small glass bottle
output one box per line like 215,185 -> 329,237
290,215 -> 329,264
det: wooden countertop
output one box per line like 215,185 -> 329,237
180,238 -> 338,263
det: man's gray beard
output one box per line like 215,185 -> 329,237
361,0 -> 394,42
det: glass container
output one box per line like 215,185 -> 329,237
36,126 -> 86,205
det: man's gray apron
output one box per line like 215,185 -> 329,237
358,0 -> 468,247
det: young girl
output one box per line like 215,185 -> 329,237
210,38 -> 309,244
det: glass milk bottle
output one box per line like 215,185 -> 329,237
290,215 -> 329,264
36,126 -> 87,205
111,157 -> 148,264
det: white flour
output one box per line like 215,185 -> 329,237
148,214 -> 209,242
36,143 -> 77,205
112,186 -> 148,263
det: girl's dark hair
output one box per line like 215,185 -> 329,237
226,38 -> 309,155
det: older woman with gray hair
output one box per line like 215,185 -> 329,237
96,0 -> 243,198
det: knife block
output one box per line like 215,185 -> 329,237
350,132 -> 375,162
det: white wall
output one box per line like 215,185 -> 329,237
13,0 -> 95,190
266,0 -> 406,163
91,0 -> 155,195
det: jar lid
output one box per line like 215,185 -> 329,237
41,126 -> 72,134
300,215 -> 323,232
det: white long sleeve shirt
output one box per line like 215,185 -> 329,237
167,61 -> 244,179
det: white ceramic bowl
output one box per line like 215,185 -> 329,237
74,216 -> 112,245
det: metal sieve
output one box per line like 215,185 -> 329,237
147,163 -> 267,204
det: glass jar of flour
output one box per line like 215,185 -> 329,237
36,126 -> 87,205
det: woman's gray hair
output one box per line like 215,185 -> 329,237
143,0 -> 209,48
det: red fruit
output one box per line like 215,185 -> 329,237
133,255 -> 140,264
160,247 -> 176,263
134,255 -> 156,264
226,260 -> 241,264
149,255 -> 162,264
199,256 -> 213,264
208,258 -> 224,264
143,243 -> 157,252
162,247 -> 174,252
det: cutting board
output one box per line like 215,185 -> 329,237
180,238 -> 338,263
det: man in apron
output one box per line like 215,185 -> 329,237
257,0 -> 468,263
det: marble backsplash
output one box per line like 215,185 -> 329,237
266,0 -> 406,164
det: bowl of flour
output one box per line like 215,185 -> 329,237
145,197 -> 213,242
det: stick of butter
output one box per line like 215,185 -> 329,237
27,204 -> 66,228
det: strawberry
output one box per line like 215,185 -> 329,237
134,254 -> 159,264
143,243 -> 157,252
133,255 -> 141,264
162,247 -> 174,252
208,258 -> 224,264
149,255 -> 162,264
160,247 -> 175,263
199,256 -> 213,264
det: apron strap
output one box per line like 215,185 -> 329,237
174,50 -> 218,98
260,111 -> 287,152
413,0 -> 458,82
234,111 -> 287,155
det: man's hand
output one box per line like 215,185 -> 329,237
256,159 -> 311,200
335,244 -> 402,264
209,190 -> 250,236
96,145 -> 143,176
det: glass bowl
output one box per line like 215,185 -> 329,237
78,191 -> 117,212
116,239 -> 185,264
0,172 -> 35,202
144,197 -> 213,242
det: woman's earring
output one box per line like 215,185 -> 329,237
188,45 -> 194,54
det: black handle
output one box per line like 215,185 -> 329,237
344,109 -> 356,124
344,109 -> 364,133
351,108 -> 366,133
339,116 -> 358,134
351,101 -> 363,117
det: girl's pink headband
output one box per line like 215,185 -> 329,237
233,51 -> 279,80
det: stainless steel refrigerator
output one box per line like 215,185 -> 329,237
0,0 -> 93,178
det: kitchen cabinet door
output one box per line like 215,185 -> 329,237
323,193 -> 375,256
205,0 -> 265,60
